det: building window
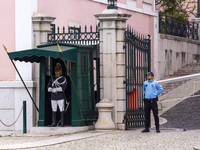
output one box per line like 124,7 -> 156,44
69,26 -> 81,40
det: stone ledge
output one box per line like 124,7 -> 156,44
194,145 -> 200,150
30,126 -> 94,135
0,81 -> 36,88
160,34 -> 200,45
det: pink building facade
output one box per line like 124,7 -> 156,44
0,0 -> 157,135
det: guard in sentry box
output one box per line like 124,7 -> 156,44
141,72 -> 163,133
47,62 -> 67,127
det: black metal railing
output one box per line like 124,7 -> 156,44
48,25 -> 100,45
159,13 -> 199,40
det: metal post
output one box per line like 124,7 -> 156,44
23,101 -> 27,134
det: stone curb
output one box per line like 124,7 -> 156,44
0,132 -> 105,149
193,145 -> 200,150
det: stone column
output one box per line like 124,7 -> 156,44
192,17 -> 200,63
32,13 -> 56,45
95,9 -> 131,129
32,13 -> 55,125
192,18 -> 200,39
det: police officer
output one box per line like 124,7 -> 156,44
47,63 -> 67,127
142,72 -> 163,133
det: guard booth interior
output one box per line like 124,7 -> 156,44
8,42 -> 95,127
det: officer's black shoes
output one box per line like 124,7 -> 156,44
141,128 -> 160,133
156,129 -> 160,133
156,126 -> 160,133
141,129 -> 150,133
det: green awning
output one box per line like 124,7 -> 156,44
8,43 -> 78,63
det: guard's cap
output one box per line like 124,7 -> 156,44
146,72 -> 154,76
55,63 -> 62,71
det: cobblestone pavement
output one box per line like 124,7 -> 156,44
5,129 -> 200,150
160,90 -> 200,130
1,84 -> 200,149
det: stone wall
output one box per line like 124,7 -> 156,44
157,34 -> 200,80
0,81 -> 36,136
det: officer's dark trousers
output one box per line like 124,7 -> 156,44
144,99 -> 159,129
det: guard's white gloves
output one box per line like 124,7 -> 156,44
55,87 -> 63,92
52,88 -> 57,93
48,87 -> 52,92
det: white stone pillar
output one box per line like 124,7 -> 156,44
95,9 -> 131,129
192,18 -> 200,41
95,99 -> 115,130
192,18 -> 200,63
32,13 -> 56,45
32,13 -> 55,125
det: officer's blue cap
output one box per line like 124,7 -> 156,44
146,72 -> 154,76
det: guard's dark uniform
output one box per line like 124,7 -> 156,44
142,72 -> 163,133
47,63 -> 67,127
47,76 -> 67,101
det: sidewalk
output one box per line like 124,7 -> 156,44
1,78 -> 200,150
0,129 -> 200,150
0,131 -> 105,149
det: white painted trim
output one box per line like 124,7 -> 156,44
0,81 -> 36,88
143,0 -> 152,5
68,21 -> 81,28
90,0 -> 157,17
15,0 -> 34,50
15,0 -> 37,80
154,16 -> 158,79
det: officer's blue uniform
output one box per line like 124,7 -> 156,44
142,79 -> 163,132
143,80 -> 163,99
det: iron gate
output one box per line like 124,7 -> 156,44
125,26 -> 151,129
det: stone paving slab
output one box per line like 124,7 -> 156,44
160,90 -> 200,130
0,131 -> 105,149
13,129 -> 200,150
194,145 -> 200,150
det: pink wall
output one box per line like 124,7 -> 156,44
0,1 -> 15,80
38,0 -> 107,29
136,0 -> 143,9
118,0 -> 126,4
38,0 -> 154,36
0,0 -> 154,81
38,0 -> 155,70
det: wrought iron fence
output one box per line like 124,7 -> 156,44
159,13 -> 199,40
48,25 -> 99,45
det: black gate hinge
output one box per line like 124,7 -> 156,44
123,80 -> 126,84
123,45 -> 126,50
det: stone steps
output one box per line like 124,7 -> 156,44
161,63 -> 200,95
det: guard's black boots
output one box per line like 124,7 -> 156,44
60,111 -> 65,127
141,128 -> 150,133
49,111 -> 57,127
156,127 -> 160,133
